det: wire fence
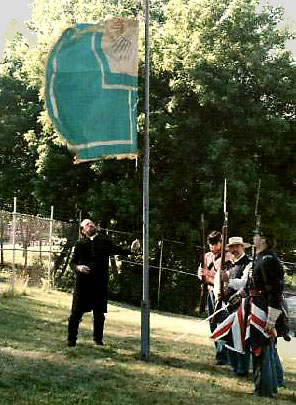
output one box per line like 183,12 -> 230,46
0,202 -> 196,296
0,199 -> 78,293
0,201 -> 295,337
0,199 -> 295,311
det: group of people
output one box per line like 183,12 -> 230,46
67,218 -> 289,398
198,229 -> 289,397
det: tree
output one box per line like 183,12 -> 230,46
3,0 -> 295,312
31,141 -> 96,221
0,33 -> 41,212
149,0 -> 296,248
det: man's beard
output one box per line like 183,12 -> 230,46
88,227 -> 96,237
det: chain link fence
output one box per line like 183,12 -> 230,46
0,208 -> 77,293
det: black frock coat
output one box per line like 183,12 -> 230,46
70,234 -> 129,313
225,254 -> 251,300
252,248 -> 284,309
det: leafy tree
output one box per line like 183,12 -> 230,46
31,141 -> 96,221
150,0 -> 296,248
3,0 -> 295,312
0,34 -> 41,212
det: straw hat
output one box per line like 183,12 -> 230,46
226,236 -> 251,249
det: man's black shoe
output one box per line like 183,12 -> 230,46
67,340 -> 76,347
94,340 -> 104,346
216,360 -> 227,365
283,334 -> 291,342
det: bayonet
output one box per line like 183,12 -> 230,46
199,213 -> 207,314
212,178 -> 228,323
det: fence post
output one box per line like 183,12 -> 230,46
9,197 -> 17,293
0,213 -> 4,265
157,240 -> 164,310
48,206 -> 54,289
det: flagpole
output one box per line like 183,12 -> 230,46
141,0 -> 150,360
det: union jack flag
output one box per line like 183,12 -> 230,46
210,297 -> 274,355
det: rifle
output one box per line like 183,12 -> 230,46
198,213 -> 207,314
243,180 -> 261,328
211,178 -> 228,323
249,179 -> 261,284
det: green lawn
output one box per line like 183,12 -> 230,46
0,287 -> 295,405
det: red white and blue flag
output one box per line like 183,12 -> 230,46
210,297 -> 274,354
210,298 -> 247,353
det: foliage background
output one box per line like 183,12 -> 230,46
0,0 -> 295,314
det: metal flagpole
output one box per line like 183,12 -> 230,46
141,0 -> 150,360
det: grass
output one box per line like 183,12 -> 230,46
0,287 -> 295,405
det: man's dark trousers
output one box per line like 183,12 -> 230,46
68,307 -> 105,343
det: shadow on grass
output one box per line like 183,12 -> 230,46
1,295 -> 296,405
1,349 -> 212,405
0,296 -> 209,404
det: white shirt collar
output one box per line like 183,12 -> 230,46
233,253 -> 245,263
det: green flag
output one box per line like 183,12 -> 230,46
45,18 -> 139,162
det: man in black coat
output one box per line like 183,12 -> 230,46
67,219 -> 140,347
249,230 -> 285,397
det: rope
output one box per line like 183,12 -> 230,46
120,258 -> 198,277
174,303 -> 231,342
